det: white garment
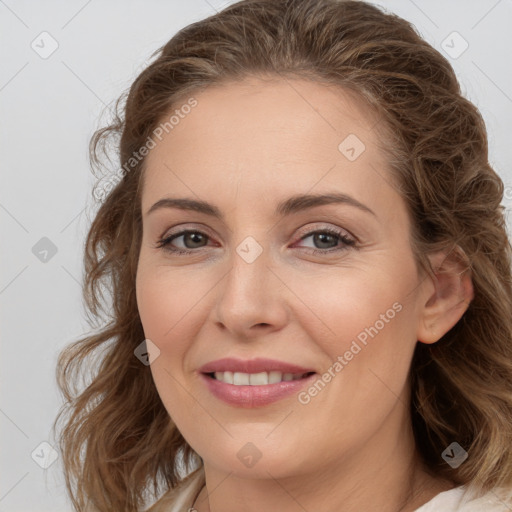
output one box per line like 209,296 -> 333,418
145,467 -> 512,511
414,484 -> 512,511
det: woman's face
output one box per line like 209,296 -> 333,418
136,77 -> 432,478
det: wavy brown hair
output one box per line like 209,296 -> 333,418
52,0 -> 512,510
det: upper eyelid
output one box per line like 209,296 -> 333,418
159,222 -> 354,238
295,223 -> 355,241
159,223 -> 215,239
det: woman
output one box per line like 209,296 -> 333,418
53,0 -> 512,510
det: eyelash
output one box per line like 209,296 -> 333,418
155,227 -> 357,256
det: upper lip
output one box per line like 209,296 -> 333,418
199,357 -> 316,374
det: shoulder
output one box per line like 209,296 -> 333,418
145,467 -> 206,512
415,485 -> 512,511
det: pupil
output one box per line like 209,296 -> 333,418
186,232 -> 205,248
315,233 -> 336,248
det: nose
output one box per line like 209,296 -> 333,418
212,244 -> 289,339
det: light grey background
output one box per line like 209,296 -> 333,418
1,1 -> 511,510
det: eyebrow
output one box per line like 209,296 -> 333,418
146,192 -> 376,218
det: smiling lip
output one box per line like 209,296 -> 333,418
199,357 -> 315,374
198,357 -> 317,408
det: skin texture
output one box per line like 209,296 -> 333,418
135,77 -> 473,512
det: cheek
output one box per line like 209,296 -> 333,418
288,267 -> 419,439
283,261 -> 420,398
289,264 -> 416,342
135,259 -> 217,365
136,268 -> 178,347
137,261 -> 206,349
135,262 -> 203,418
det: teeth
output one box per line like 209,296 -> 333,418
213,371 -> 307,385
233,372 -> 250,385
250,372 -> 268,385
268,371 -> 282,384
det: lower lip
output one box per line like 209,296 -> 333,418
200,373 -> 317,407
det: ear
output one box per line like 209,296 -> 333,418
417,246 -> 474,344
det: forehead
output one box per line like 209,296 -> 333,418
141,76 -> 398,217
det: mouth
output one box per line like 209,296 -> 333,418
204,370 -> 316,385
200,368 -> 318,408
198,357 -> 318,407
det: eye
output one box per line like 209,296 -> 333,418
155,229 -> 213,255
155,226 -> 357,256
293,227 -> 357,254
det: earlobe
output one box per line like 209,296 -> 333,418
417,246 -> 474,344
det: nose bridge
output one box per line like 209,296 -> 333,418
213,236 -> 287,335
